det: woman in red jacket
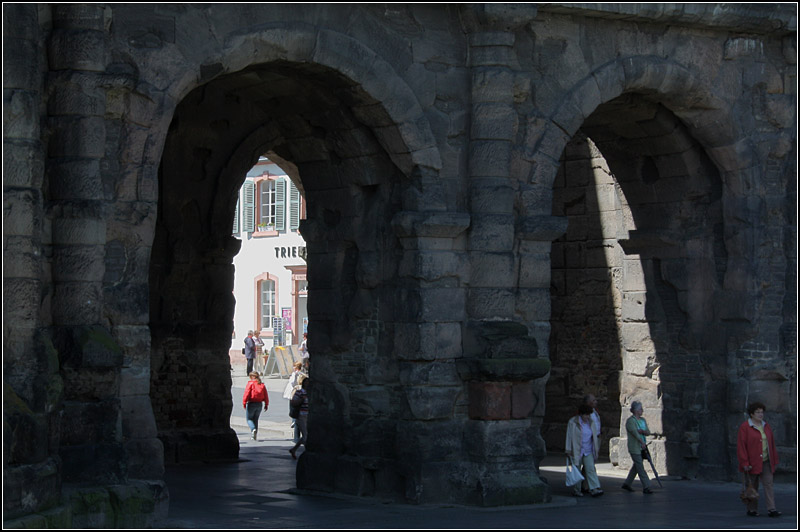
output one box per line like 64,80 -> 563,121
243,371 -> 269,441
737,402 -> 780,518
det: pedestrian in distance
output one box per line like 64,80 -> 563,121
289,375 -> 309,459
244,330 -> 256,375
621,401 -> 654,494
737,402 -> 781,518
566,403 -> 603,497
579,393 -> 602,493
243,371 -> 269,441
299,332 -> 310,371
283,361 -> 306,443
253,330 -> 265,374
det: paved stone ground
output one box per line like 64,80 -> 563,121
156,372 -> 796,529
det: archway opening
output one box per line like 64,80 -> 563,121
546,93 -> 728,479
148,60 -> 409,498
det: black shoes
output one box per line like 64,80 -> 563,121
621,484 -> 634,492
643,487 -> 654,494
749,510 -> 782,518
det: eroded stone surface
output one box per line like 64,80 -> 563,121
3,2 -> 796,522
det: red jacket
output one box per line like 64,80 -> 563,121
243,380 -> 268,408
737,420 -> 778,474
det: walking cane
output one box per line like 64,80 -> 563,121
642,445 -> 664,488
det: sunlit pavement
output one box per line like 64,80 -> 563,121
158,371 -> 796,529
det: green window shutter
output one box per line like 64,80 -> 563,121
243,180 -> 255,233
289,181 -> 301,231
275,178 -> 286,231
232,197 -> 240,234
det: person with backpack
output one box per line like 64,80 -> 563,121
289,375 -> 309,459
243,371 -> 269,440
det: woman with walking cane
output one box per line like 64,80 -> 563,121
620,401 -> 654,494
737,402 -> 781,518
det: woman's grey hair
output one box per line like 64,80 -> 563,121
630,401 -> 642,413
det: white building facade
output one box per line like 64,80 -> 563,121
229,157 -> 307,366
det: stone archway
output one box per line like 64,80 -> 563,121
537,56 -> 758,480
147,57 -> 449,502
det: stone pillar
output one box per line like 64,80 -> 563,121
3,3 -> 66,520
460,4 -> 552,504
391,211 -> 472,504
46,3 -> 125,484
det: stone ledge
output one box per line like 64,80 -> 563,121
457,358 -> 551,381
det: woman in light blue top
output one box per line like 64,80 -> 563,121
621,401 -> 654,494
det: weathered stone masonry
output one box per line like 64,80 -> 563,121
3,3 -> 796,526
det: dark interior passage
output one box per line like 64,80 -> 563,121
149,61 -> 408,467
545,94 -> 729,478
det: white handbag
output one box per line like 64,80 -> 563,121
565,457 -> 585,487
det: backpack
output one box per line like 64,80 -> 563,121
289,389 -> 304,419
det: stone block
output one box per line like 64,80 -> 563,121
349,386 -> 395,416
620,322 -> 656,352
471,68 -> 514,103
107,482 -> 158,528
124,439 -> 165,480
4,90 -> 41,139
515,288 -> 551,322
2,279 -> 41,328
399,360 -> 461,387
471,103 -> 517,141
48,29 -> 106,71
469,140 -> 511,177
623,350 -> 655,377
52,245 -> 105,282
511,381 -> 535,419
468,381 -> 511,420
469,251 -> 515,287
621,291 -> 648,322
3,189 -> 40,238
3,140 -> 45,189
60,400 -> 121,446
403,385 -> 461,420
67,487 -> 114,529
3,37 -> 40,89
48,116 -> 106,158
518,254 -> 551,288
398,249 -> 468,282
619,374 -> 661,408
464,419 -> 532,458
468,213 -> 515,251
120,395 -> 158,438
467,288 -> 515,319
48,82 -> 105,117
48,159 -> 103,200
419,288 -> 466,322
470,177 -> 515,213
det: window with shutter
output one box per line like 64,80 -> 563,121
275,178 -> 287,231
259,277 -> 277,330
259,180 -> 276,228
232,197 -> 240,234
289,181 -> 301,231
243,180 -> 255,233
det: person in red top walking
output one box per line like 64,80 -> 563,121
243,371 -> 269,441
737,402 -> 781,518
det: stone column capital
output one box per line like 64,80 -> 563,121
460,4 -> 538,35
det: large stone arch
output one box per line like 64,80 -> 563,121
146,34 -> 458,503
166,24 -> 443,182
533,55 -> 760,478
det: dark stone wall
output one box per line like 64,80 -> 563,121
3,2 -> 796,525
